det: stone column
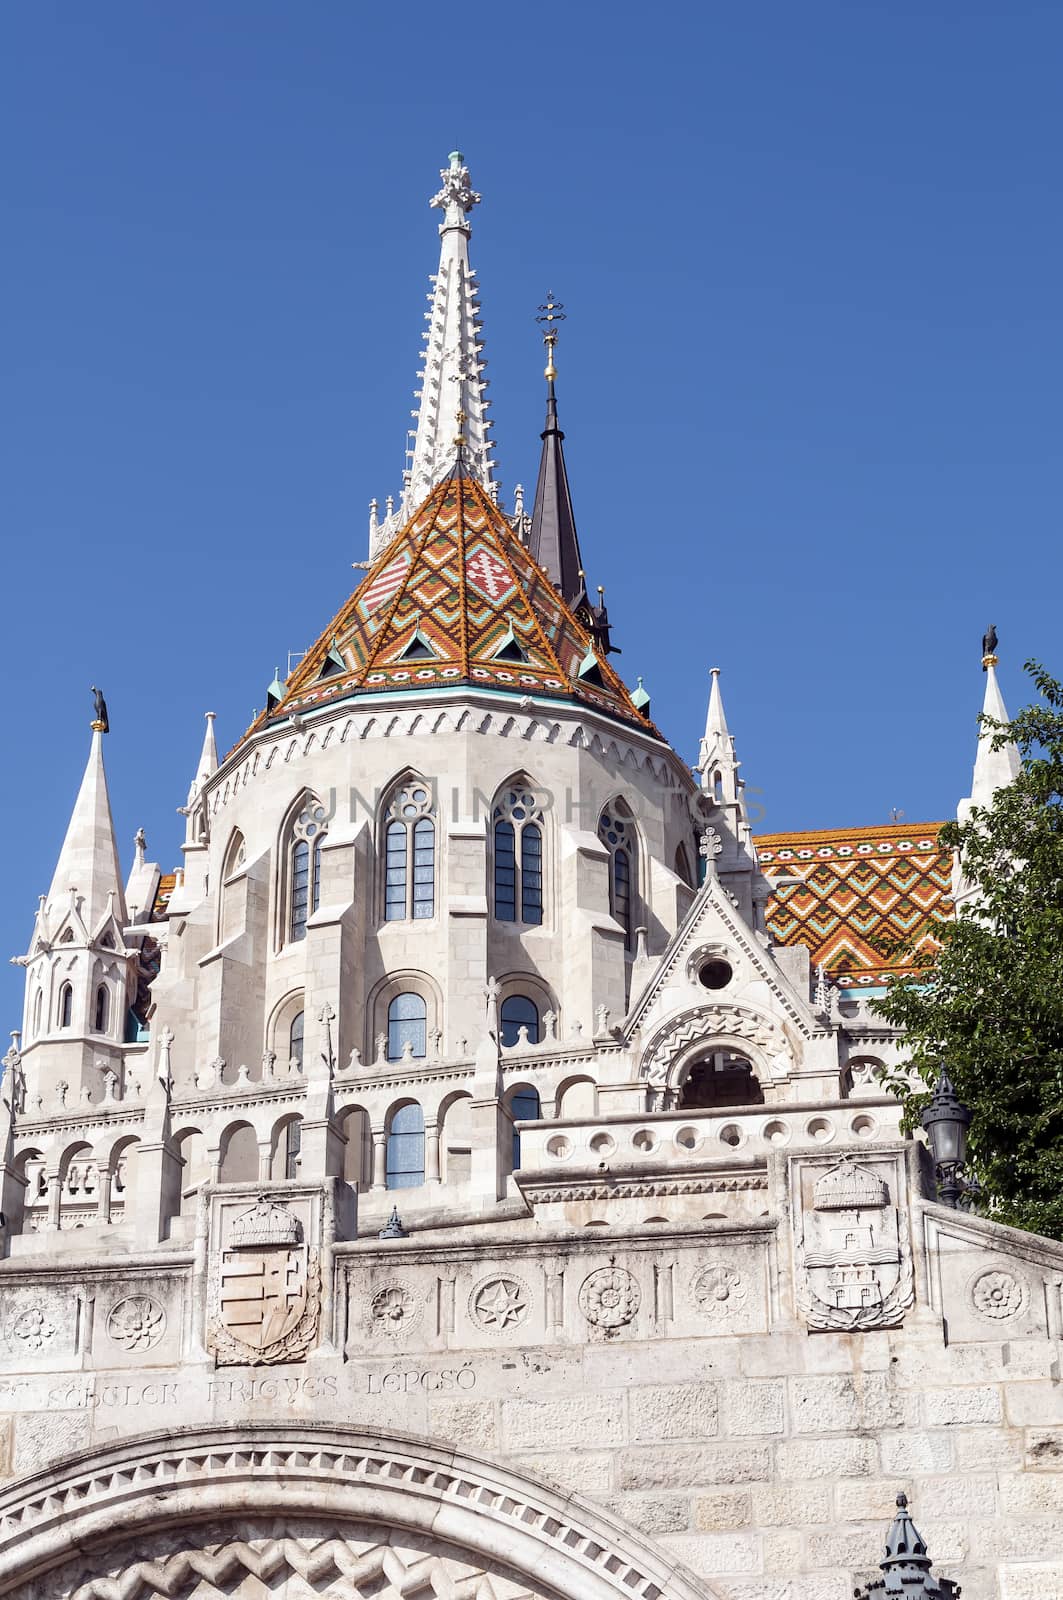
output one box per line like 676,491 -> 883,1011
45,1169 -> 62,1231
425,1123 -> 441,1183
371,1131 -> 387,1190
96,1163 -> 112,1225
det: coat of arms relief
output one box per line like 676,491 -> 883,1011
207,1194 -> 321,1366
792,1152 -> 914,1332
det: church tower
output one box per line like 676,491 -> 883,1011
0,151 -> 1060,1600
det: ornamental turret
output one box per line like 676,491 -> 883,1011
14,707 -> 136,1105
953,629 -> 1022,910
371,153 -> 497,555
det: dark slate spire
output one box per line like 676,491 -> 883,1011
528,295 -> 586,608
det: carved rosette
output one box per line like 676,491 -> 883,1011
970,1267 -> 1029,1321
469,1275 -> 530,1335
368,1282 -> 422,1339
578,1268 -> 640,1339
690,1264 -> 747,1319
7,1308 -> 58,1352
106,1296 -> 166,1352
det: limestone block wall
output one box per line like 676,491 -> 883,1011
0,1200 -> 1062,1598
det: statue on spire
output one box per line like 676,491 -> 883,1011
982,623 -> 998,669
90,685 -> 110,733
430,151 -> 481,231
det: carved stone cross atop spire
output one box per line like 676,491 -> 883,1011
431,151 -> 481,232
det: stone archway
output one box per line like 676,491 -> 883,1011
0,1422 -> 717,1600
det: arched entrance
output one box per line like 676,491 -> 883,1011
0,1422 -> 717,1600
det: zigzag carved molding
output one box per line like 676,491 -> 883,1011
55,1531 -> 539,1600
0,1423 -> 717,1600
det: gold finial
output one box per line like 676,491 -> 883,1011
982,653 -> 999,669
454,405 -> 467,448
536,293 -> 566,384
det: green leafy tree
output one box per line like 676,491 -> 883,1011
873,662 -> 1063,1238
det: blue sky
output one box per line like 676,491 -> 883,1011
3,2 -> 1060,1024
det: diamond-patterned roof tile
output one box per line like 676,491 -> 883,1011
253,468 -> 654,736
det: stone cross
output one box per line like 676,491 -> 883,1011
699,825 -> 723,874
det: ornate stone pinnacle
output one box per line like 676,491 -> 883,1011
430,151 -> 481,230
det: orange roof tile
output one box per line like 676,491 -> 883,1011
256,468 -> 654,736
755,821 -> 954,987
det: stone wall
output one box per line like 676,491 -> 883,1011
1,1173 -> 1062,1598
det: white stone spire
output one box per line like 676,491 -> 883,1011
698,667 -> 737,792
371,152 -> 496,557
961,656 -> 1021,819
46,726 -> 126,927
195,711 -> 219,789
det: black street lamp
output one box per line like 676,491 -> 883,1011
921,1068 -> 973,1210
856,1493 -> 961,1599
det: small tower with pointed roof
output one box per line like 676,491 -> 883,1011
15,711 -> 137,1104
953,630 -> 1022,910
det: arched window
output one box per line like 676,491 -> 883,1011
58,983 -> 73,1029
288,797 -> 328,943
31,989 -> 42,1038
675,843 -> 694,888
219,830 -> 246,941
386,1103 -> 425,1189
384,781 -> 435,921
289,1010 -> 304,1069
598,802 -> 637,948
93,985 -> 109,1034
387,993 -> 427,1061
500,994 -> 540,1048
510,1085 -> 541,1169
492,784 -> 544,925
680,1052 -> 763,1109
283,1118 -> 302,1180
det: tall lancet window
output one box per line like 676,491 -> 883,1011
383,781 -> 435,921
58,983 -> 73,1029
598,801 -> 637,950
288,797 -> 328,943
492,783 -> 544,925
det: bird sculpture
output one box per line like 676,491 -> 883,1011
90,685 -> 110,732
982,624 -> 998,667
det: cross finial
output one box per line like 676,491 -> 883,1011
536,293 -> 566,384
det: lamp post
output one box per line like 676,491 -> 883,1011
921,1068 -> 973,1210
855,1493 -> 961,1599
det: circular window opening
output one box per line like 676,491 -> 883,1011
698,958 -> 733,991
632,1129 -> 658,1153
546,1135 -> 571,1159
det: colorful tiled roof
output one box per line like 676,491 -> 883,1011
151,872 -> 177,919
755,821 -> 954,988
261,467 -> 654,734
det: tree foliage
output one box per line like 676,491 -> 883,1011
873,661 -> 1063,1238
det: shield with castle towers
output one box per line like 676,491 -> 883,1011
207,1196 -> 321,1366
794,1155 -> 914,1332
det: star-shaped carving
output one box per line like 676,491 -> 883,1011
475,1279 -> 526,1329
